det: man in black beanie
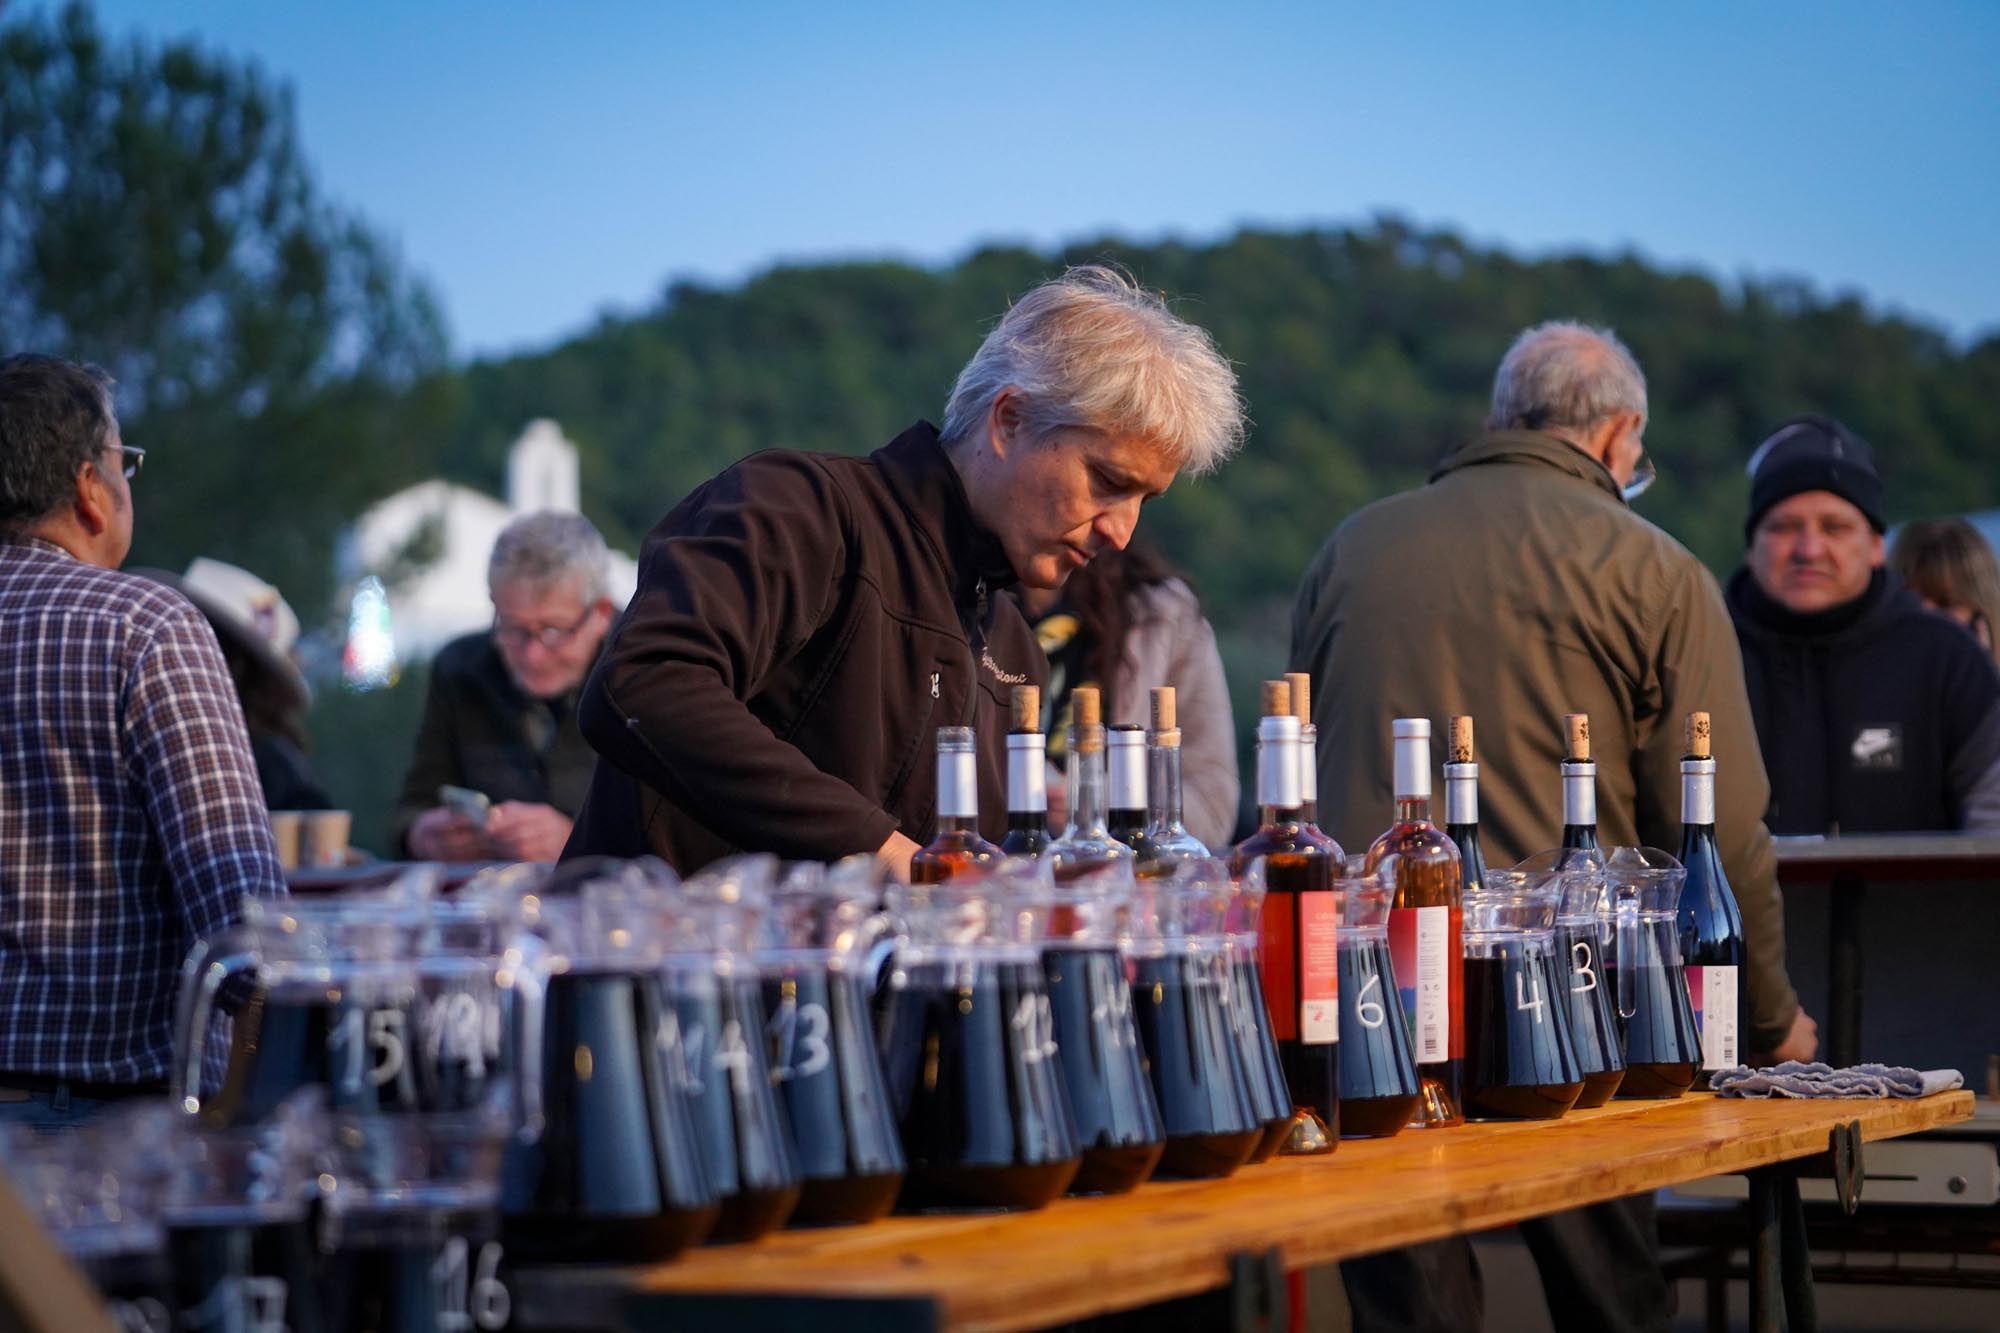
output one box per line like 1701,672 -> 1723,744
1728,414 -> 2000,833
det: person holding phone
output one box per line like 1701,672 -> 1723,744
390,511 -> 616,862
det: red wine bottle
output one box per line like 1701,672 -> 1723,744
1107,723 -> 1148,850
1443,715 -> 1487,895
999,685 -> 1052,858
1676,711 -> 1746,1075
1231,679 -> 1341,1154
1560,713 -> 1599,854
1285,672 -> 1321,827
909,726 -> 1000,884
1364,717 -> 1464,1130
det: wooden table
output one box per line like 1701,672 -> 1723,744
1774,834 -> 2000,1066
515,1090 -> 1972,1333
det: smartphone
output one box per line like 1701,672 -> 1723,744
438,784 -> 492,829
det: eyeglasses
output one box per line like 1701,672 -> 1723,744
1621,448 -> 1656,503
492,603 -> 597,650
102,444 -> 145,480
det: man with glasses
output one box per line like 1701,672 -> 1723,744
390,510 -> 615,862
0,353 -> 285,1129
1729,415 -> 2000,833
1289,321 -> 1814,1333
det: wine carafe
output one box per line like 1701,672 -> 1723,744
666,855 -> 802,1242
1522,847 -> 1627,1107
1223,858 -> 1294,1162
758,857 -> 905,1226
876,858 -> 1082,1211
1043,858 -> 1165,1194
500,867 -> 720,1263
1129,857 -> 1264,1178
1460,868 -> 1584,1120
1604,847 -> 1702,1099
1334,862 -> 1420,1137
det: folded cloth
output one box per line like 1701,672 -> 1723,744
1708,1061 -> 1963,1098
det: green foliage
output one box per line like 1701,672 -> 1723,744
0,2 -> 452,609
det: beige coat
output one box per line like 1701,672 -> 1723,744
1290,430 -> 1800,1047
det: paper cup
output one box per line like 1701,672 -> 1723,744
302,809 -> 353,868
268,811 -> 303,870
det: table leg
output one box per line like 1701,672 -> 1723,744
1827,873 -> 1865,1069
1748,1169 -> 1788,1333
1779,1167 -> 1818,1332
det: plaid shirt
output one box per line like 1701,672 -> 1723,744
0,537 -> 286,1085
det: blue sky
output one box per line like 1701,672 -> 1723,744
78,1 -> 2000,361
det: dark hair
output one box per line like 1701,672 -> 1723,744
213,633 -> 313,751
1890,518 -> 2000,670
1064,539 -> 1187,717
0,354 -> 118,536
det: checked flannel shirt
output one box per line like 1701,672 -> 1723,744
0,537 -> 286,1086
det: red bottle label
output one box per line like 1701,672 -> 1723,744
1260,890 -> 1338,1043
1388,905 -> 1463,1061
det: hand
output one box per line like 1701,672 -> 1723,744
1760,1008 -> 1820,1066
485,801 -> 574,863
408,807 -> 492,862
877,831 -> 921,883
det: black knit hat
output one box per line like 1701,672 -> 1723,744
1744,414 -> 1885,542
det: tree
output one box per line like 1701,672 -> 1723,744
0,2 -> 451,607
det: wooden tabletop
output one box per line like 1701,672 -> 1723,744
1771,833 -> 2000,883
524,1091 -> 1972,1332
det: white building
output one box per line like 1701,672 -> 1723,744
340,420 -> 640,662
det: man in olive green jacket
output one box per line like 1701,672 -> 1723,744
1290,321 -> 1815,1333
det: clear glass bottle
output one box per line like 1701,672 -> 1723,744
1047,686 -> 1135,882
909,726 -> 1000,884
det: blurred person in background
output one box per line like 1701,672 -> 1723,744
391,510 -> 615,863
0,354 -> 284,1129
136,557 -> 332,811
1890,517 -> 2000,667
563,265 -> 1244,878
1729,417 -> 2000,834
1017,539 -> 1238,848
1292,321 -> 1813,1333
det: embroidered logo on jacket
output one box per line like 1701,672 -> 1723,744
1849,725 -> 1902,772
981,648 -> 1028,686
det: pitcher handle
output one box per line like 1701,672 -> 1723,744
856,910 -> 899,997
172,926 -> 258,1114
1612,893 -> 1639,1021
508,939 -> 549,1142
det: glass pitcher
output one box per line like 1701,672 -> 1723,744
1523,848 -> 1627,1107
1222,858 -> 1294,1162
1334,864 -> 1420,1137
174,888 -> 429,1124
499,869 -> 719,1263
1043,857 -> 1165,1195
1461,868 -> 1584,1120
1604,847 -> 1702,1098
1128,857 -> 1262,1179
757,857 -> 904,1227
665,854 -> 801,1243
876,857 -> 1082,1211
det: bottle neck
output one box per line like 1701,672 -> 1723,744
1298,723 -> 1318,807
1067,728 -> 1112,837
1562,760 -> 1597,828
1392,733 -> 1432,823
1444,761 -> 1478,828
938,742 -> 979,821
1006,732 -> 1047,815
1108,730 -> 1146,818
1255,725 -> 1303,820
1145,739 -> 1187,834
1681,757 -> 1716,828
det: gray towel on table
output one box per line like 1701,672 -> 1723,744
1708,1060 -> 1963,1098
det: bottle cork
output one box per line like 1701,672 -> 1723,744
1151,686 -> 1177,733
1011,684 -> 1040,733
1261,679 -> 1291,720
1073,684 -> 1104,752
1564,713 -> 1591,763
1449,715 -> 1474,765
1285,672 -> 1313,725
1687,711 -> 1712,760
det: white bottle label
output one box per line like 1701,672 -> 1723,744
1415,905 -> 1450,1063
1688,964 -> 1739,1070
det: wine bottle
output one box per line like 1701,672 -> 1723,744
909,725 -> 1001,884
1048,685 -> 1135,881
1676,711 -> 1746,1076
1133,687 -> 1210,875
1443,715 -> 1488,895
999,685 -> 1052,858
1231,679 -> 1342,1154
1560,713 -> 1599,853
1364,717 -> 1465,1130
1285,671 -> 1321,827
1107,723 -> 1148,850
